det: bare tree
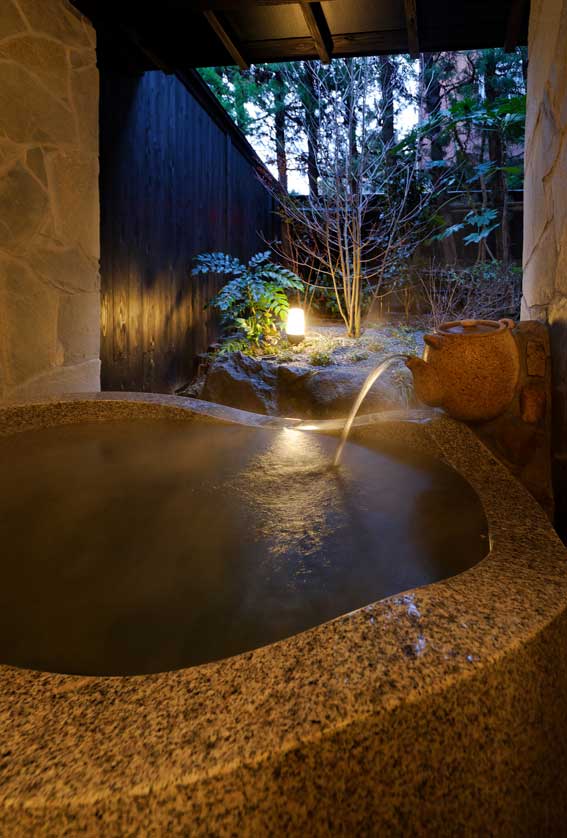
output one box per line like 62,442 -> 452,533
263,58 -> 443,338
416,260 -> 521,329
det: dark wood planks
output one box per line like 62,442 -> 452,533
100,69 -> 278,394
403,0 -> 420,57
72,0 -> 527,69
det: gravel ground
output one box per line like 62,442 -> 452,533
268,320 -> 425,367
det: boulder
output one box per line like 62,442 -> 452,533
201,353 -> 406,419
277,363 -> 400,419
201,352 -> 277,415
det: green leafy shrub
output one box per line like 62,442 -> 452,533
309,351 -> 332,366
218,338 -> 256,355
192,251 -> 304,348
349,351 -> 370,363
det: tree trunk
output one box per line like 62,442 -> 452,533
521,51 -> 528,91
420,54 -> 445,173
378,56 -> 395,146
484,54 -> 510,265
420,54 -> 459,263
273,71 -> 288,192
303,62 -> 319,200
344,60 -> 358,198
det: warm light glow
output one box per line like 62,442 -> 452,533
286,307 -> 305,337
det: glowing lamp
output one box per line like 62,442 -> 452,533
286,307 -> 305,345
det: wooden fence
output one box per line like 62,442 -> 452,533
100,68 -> 278,393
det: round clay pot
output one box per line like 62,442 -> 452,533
405,318 -> 520,422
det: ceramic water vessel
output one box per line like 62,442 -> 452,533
405,318 -> 520,422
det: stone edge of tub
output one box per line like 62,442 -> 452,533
0,392 -> 566,835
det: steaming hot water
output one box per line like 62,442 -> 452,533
0,415 -> 487,676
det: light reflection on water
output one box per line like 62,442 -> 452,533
235,428 -> 341,564
0,419 -> 488,675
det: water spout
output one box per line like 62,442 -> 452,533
333,354 -> 410,466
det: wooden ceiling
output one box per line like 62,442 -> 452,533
72,0 -> 530,72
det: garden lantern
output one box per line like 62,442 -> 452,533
286,307 -> 305,345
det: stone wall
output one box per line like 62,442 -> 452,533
0,0 -> 99,401
522,0 -> 567,535
473,322 -> 553,518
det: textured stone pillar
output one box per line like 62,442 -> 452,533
472,322 -> 553,518
523,0 -> 567,536
0,0 -> 100,401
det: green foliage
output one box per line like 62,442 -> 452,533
403,92 -> 526,178
192,250 -> 304,348
198,67 -> 261,133
461,209 -> 500,245
218,337 -> 256,356
309,350 -> 332,366
349,351 -> 370,363
396,49 -> 527,258
201,49 -> 527,319
432,208 -> 500,246
198,64 -> 292,157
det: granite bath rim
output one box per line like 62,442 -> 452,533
0,392 -> 566,835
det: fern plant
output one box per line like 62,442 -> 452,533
192,251 -> 304,348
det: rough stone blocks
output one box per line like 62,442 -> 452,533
0,0 -> 100,401
521,385 -> 547,424
473,322 -> 553,517
523,0 -> 567,534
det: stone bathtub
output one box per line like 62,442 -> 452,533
0,392 -> 566,836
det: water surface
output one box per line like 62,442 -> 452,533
0,419 -> 488,675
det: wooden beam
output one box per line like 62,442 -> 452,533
171,1 -> 330,8
332,29 -> 408,56
504,0 -> 529,51
203,10 -> 249,68
403,0 -> 420,57
234,29 -> 408,64
119,24 -> 175,73
299,1 -> 333,64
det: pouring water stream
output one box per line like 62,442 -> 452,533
333,354 -> 410,466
